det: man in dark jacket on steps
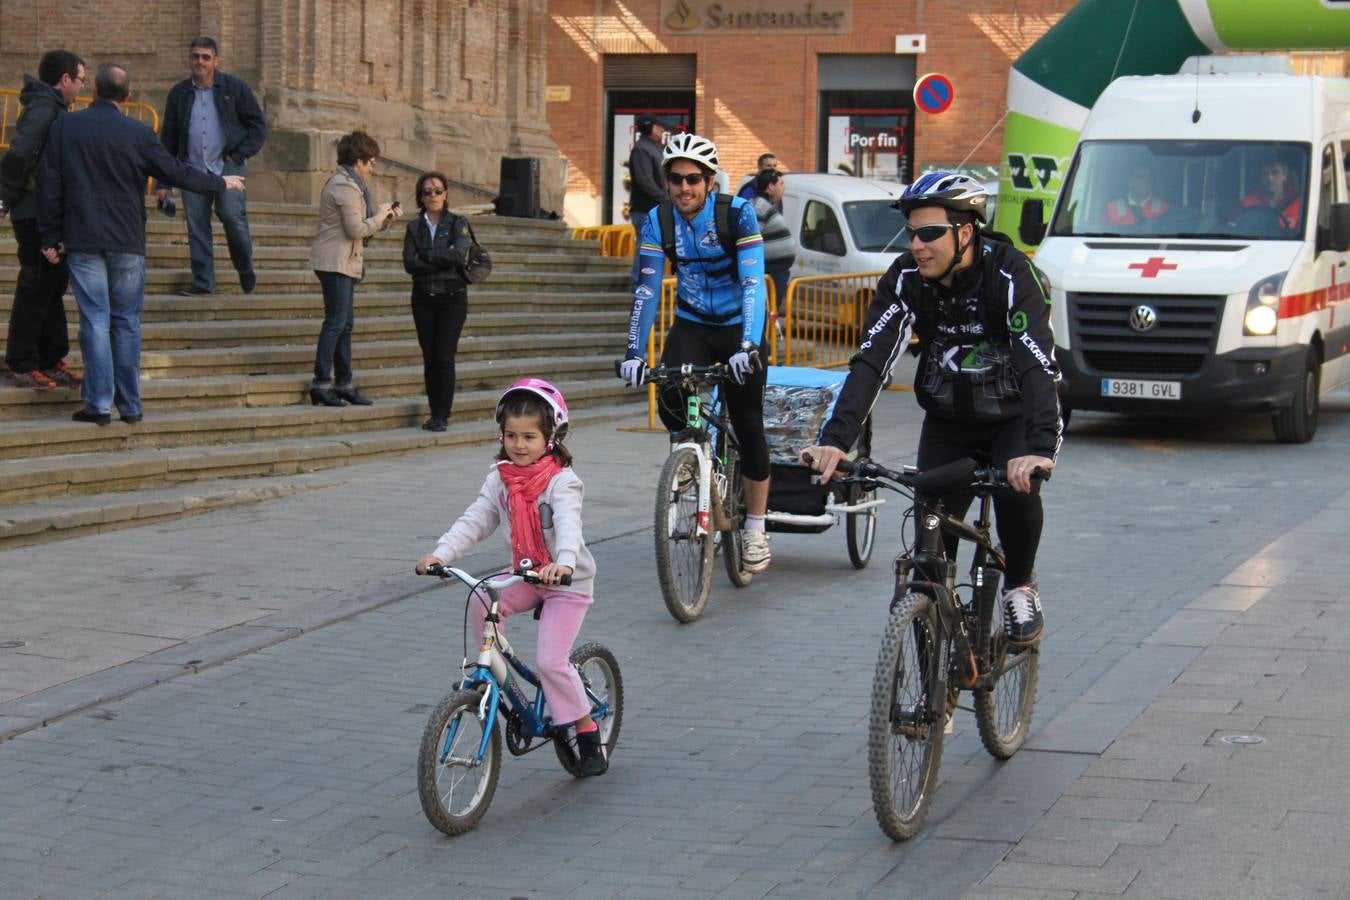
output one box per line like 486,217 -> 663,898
156,36 -> 267,297
38,62 -> 244,426
626,115 -> 667,288
0,49 -> 85,392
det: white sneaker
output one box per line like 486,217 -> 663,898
1002,583 -> 1045,646
741,530 -> 771,573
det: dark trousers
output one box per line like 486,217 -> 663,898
411,287 -> 468,420
916,414 -> 1044,587
657,317 -> 771,481
313,270 -> 355,387
5,217 -> 70,373
182,159 -> 252,291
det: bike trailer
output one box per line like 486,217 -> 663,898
762,365 -> 876,534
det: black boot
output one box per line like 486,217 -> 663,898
575,728 -> 608,777
334,386 -> 373,406
309,386 -> 346,407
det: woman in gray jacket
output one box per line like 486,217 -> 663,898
752,168 -> 795,317
308,130 -> 401,406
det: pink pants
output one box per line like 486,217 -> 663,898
469,580 -> 593,726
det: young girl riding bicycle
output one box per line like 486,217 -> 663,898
415,378 -> 607,776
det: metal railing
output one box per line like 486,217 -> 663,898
572,224 -> 634,257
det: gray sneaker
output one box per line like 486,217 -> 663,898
1002,583 -> 1045,646
741,530 -> 771,573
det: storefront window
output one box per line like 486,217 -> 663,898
818,92 -> 913,182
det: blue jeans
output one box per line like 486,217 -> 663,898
183,159 -> 252,291
313,270 -> 355,387
66,251 -> 146,416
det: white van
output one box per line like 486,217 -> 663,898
1024,59 -> 1350,442
779,174 -> 907,277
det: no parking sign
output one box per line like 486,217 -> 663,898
914,73 -> 954,114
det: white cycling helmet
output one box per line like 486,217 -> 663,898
898,171 -> 990,223
662,132 -> 720,175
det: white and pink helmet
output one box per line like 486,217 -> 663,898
495,377 -> 570,439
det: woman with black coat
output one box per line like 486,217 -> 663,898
403,171 -> 472,431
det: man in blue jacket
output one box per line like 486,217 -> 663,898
156,37 -> 266,296
0,49 -> 85,391
38,62 -> 244,426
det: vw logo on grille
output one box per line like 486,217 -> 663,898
1129,304 -> 1158,332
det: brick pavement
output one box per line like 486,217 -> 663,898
0,389 -> 1348,897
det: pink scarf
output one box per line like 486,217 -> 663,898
498,456 -> 562,570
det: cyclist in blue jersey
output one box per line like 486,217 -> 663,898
619,133 -> 773,573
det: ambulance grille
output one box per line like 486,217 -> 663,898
1068,292 -> 1223,375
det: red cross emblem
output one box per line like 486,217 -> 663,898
1128,257 -> 1178,278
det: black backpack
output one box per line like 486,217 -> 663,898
656,192 -> 740,283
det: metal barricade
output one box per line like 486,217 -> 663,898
777,272 -> 885,369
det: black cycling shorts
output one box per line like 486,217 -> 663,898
658,317 -> 770,481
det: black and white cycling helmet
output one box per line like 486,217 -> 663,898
662,132 -> 720,174
898,171 -> 989,223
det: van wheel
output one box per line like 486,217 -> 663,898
1272,351 -> 1320,444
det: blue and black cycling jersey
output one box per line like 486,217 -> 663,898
624,194 -> 768,357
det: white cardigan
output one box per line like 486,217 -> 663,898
433,464 -> 597,598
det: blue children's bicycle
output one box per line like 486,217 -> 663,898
416,562 -> 623,835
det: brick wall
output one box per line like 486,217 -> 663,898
0,0 -> 564,207
547,0 -> 1078,224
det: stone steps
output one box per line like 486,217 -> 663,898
0,202 -> 636,542
0,353 -> 620,415
0,398 -> 642,546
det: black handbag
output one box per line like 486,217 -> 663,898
460,218 -> 493,284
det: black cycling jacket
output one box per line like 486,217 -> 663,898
820,235 -> 1064,460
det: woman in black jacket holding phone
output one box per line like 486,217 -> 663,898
403,171 -> 472,431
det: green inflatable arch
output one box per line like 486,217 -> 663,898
993,0 -> 1350,248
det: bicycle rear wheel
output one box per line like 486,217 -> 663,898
720,451 -> 753,588
655,447 -> 715,622
868,590 -> 945,841
555,642 -> 625,776
845,481 -> 877,569
417,687 -> 501,836
974,600 -> 1040,759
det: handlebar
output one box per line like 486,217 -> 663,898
801,452 -> 1049,495
614,360 -> 738,386
420,560 -> 572,588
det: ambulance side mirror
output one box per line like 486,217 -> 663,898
1328,203 -> 1350,253
1019,199 -> 1047,246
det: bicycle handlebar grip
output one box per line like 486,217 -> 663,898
423,563 -> 448,578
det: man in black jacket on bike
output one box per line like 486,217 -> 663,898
805,172 -> 1062,646
156,36 -> 267,296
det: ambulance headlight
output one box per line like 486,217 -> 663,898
1243,273 -> 1284,337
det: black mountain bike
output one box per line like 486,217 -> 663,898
830,455 -> 1045,841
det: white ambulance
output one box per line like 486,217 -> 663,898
1024,58 -> 1350,442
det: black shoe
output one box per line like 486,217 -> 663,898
421,417 -> 447,432
574,728 -> 608,777
1002,583 -> 1045,647
72,408 -> 111,426
309,386 -> 346,407
239,269 -> 256,294
334,386 -> 373,406
177,285 -> 212,297
120,413 -> 143,424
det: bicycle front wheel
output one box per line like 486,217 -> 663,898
974,600 -> 1040,759
655,446 -> 715,622
417,687 -> 501,836
555,642 -> 625,776
868,591 -> 945,841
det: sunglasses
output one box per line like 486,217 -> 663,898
906,223 -> 958,243
666,172 -> 708,187
420,187 -> 446,197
